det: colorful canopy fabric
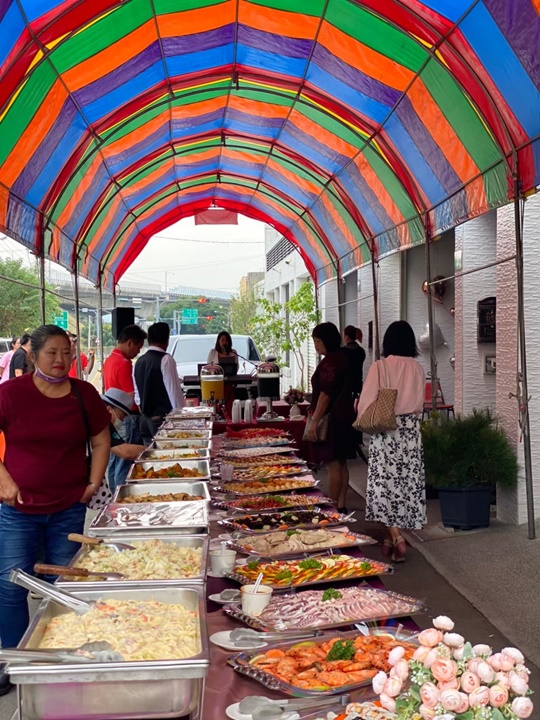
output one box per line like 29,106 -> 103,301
0,0 -> 539,290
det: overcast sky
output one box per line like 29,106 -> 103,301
0,215 -> 267,295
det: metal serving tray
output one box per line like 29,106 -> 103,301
219,446 -> 295,458
225,554 -> 394,590
88,501 -> 209,536
220,437 -> 291,449
218,507 -> 356,534
227,626 -> 418,697
154,428 -> 212,441
56,533 -> 209,589
151,437 -> 211,450
9,585 -> 209,720
159,418 -> 213,430
226,530 -> 377,558
214,476 -> 318,496
113,481 -> 210,504
224,584 -> 425,632
137,447 -> 209,462
213,494 -> 336,513
227,467 -> 311,482
167,408 -> 214,420
223,456 -> 306,468
127,458 -> 210,482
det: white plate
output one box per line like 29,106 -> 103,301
209,630 -> 267,651
225,703 -> 300,720
208,592 -> 241,604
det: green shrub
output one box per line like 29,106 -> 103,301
422,409 -> 518,489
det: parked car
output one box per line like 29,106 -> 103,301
0,338 -> 13,360
167,334 -> 262,384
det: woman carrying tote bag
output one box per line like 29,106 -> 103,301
356,321 -> 426,562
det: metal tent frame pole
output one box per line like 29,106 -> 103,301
336,260 -> 345,333
97,268 -> 105,393
72,269 -> 82,378
370,255 -> 381,360
424,222 -> 438,415
513,176 -> 536,539
39,253 -> 46,325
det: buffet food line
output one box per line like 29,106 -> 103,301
5,409 -> 534,720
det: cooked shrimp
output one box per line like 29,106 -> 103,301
342,659 -> 374,672
274,657 -> 299,679
317,671 -> 351,686
343,669 -> 377,683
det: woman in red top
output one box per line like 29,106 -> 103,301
0,325 -> 110,674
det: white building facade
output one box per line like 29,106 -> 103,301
263,194 -> 540,526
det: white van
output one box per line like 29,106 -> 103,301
167,334 -> 262,384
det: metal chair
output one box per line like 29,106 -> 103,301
422,379 -> 455,421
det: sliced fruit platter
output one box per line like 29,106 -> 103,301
215,476 -> 317,495
214,494 -> 335,513
226,555 -> 393,588
230,465 -> 308,480
219,446 -> 295,458
228,628 -> 417,696
221,454 -> 305,467
225,584 -> 424,631
228,528 -> 376,557
218,508 -> 353,534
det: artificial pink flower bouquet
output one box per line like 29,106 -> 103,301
372,616 -> 533,719
283,386 -> 304,405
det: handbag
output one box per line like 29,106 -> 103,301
302,413 -> 329,443
70,380 -> 112,509
353,359 -> 398,434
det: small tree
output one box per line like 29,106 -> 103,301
252,281 -> 318,389
0,258 -> 60,334
230,286 -> 258,335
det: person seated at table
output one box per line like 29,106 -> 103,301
101,389 -> 146,462
207,331 -> 238,371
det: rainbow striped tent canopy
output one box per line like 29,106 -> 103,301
0,0 -> 539,290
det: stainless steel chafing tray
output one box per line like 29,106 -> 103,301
112,480 -> 210,504
88,501 -> 209,536
126,458 -> 210,482
159,418 -> 213,430
56,533 -> 209,589
153,428 -> 212,442
8,585 -> 209,720
136,447 -> 210,462
151,437 -> 211,450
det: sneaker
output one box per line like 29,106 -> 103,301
0,666 -> 13,696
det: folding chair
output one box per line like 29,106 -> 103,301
422,380 -> 455,421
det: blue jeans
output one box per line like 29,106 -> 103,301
108,415 -> 142,494
0,502 -> 86,648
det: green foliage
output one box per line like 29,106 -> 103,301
0,258 -> 60,335
252,281 -> 318,389
422,408 -> 518,489
230,286 -> 258,335
159,296 -> 231,335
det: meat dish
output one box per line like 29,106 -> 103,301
233,528 -> 370,556
223,454 -> 304,467
217,494 -> 333,512
118,492 -> 204,504
220,509 -> 346,533
225,428 -> 288,439
231,465 -> 307,480
219,476 -> 315,495
131,463 -> 203,479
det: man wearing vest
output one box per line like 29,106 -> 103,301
134,322 -> 185,445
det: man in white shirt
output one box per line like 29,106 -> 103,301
133,322 -> 184,444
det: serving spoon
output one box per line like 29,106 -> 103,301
34,563 -> 125,580
67,533 -> 135,553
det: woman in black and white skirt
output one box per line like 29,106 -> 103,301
356,321 -> 426,562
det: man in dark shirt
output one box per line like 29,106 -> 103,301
342,325 -> 367,463
9,333 -> 31,379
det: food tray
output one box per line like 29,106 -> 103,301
166,408 -> 214,419
127,458 -> 210,482
227,626 -> 418,697
219,446 -> 295,458
88,501 -> 209,535
218,507 -> 355,534
214,475 -> 318,496
223,584 -> 425,632
9,586 -> 209,720
220,438 -> 290,449
151,437 -> 211,450
213,494 -> 335,513
153,429 -> 212,441
228,466 -> 310,481
159,418 -> 213,430
223,455 -> 306,468
112,481 -> 210,504
136,447 -> 210,462
226,530 -> 377,558
57,533 -> 209,589
225,554 -> 393,589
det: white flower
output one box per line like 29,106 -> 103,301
434,715 -> 454,720
502,647 -> 525,664
472,644 -> 492,657
453,646 -> 465,660
443,633 -> 465,648
372,670 -> 387,695
433,616 -> 454,631
388,646 -> 406,666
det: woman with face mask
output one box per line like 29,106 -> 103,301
101,389 -> 146,461
0,325 -> 111,695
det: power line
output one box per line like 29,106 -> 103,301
155,235 -> 264,244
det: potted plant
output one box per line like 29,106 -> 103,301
422,409 -> 518,530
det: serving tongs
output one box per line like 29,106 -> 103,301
229,628 -> 322,646
0,641 -> 124,664
239,693 -> 349,719
34,563 -> 125,580
68,533 -> 135,553
10,569 -> 94,615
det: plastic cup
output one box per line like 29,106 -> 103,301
241,584 -> 273,616
209,548 -> 237,576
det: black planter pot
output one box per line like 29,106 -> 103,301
439,486 -> 492,530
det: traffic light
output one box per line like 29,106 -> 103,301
197,297 -> 208,304
206,315 -> 214,321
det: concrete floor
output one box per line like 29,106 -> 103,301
1,461 -> 538,718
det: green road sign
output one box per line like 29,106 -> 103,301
181,308 -> 198,325
54,310 -> 69,330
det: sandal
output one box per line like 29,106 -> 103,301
392,535 -> 407,563
382,539 -> 393,558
